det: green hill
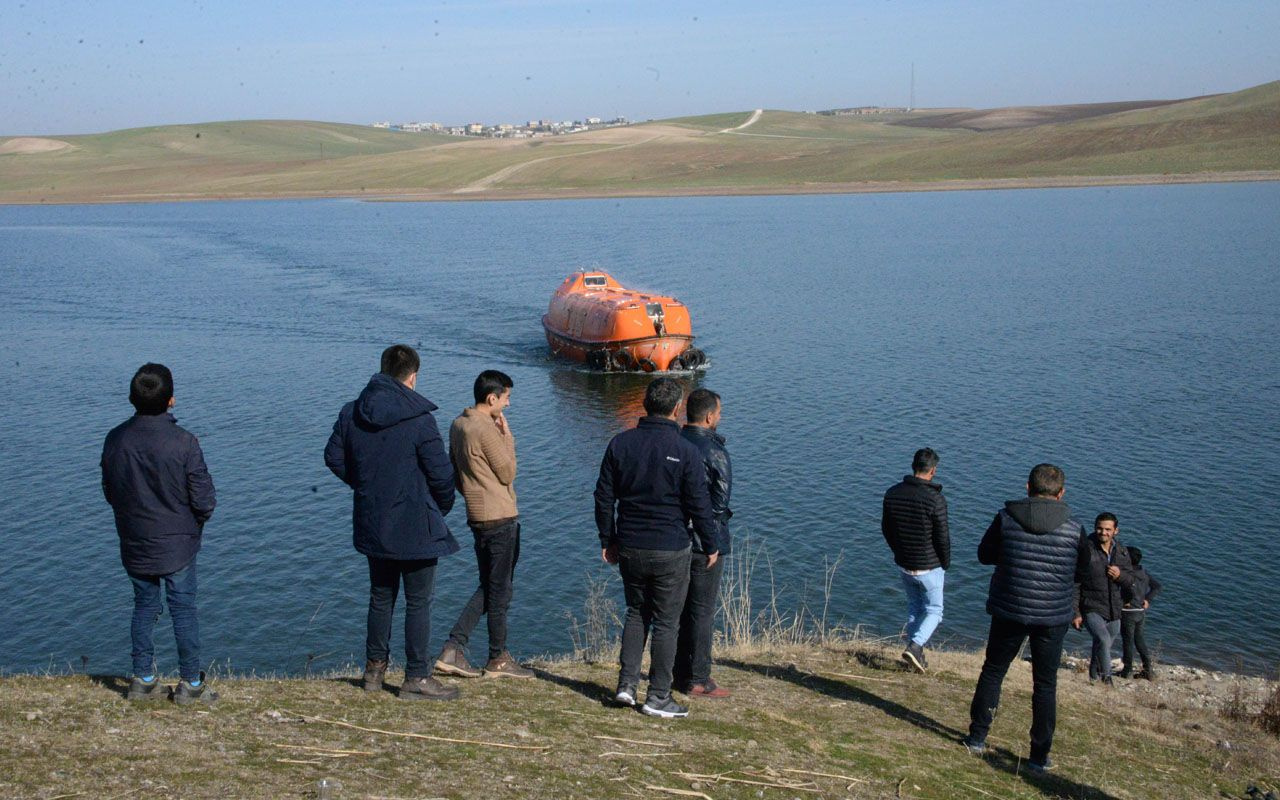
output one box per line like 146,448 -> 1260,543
1,82 -> 1277,204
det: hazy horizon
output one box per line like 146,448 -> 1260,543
3,1 -> 1278,137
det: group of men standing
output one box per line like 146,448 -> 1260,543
881,457 -> 1161,773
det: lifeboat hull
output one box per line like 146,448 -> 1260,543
541,270 -> 706,372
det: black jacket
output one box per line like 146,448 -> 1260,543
681,424 -> 733,556
595,416 -> 717,553
881,475 -> 950,570
979,497 -> 1088,627
1074,533 -> 1135,621
1123,566 -> 1162,610
101,413 -> 216,576
325,374 -> 459,561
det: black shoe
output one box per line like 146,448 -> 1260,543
400,676 -> 460,701
902,642 -> 927,673
174,672 -> 218,706
1118,668 -> 1133,679
362,659 -> 388,692
640,695 -> 689,719
127,676 -> 167,702
1102,676 -> 1114,687
614,683 -> 638,707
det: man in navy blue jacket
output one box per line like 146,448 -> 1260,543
595,377 -> 718,719
326,345 -> 461,701
101,363 -> 217,705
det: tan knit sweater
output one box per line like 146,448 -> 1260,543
449,407 -> 517,523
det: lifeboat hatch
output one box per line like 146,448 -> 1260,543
645,302 -> 666,337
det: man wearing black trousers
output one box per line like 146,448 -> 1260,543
595,377 -> 719,719
963,463 -> 1089,773
674,389 -> 733,698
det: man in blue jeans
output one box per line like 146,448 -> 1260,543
326,345 -> 460,701
595,378 -> 719,719
964,463 -> 1090,773
881,447 -> 950,673
101,363 -> 217,705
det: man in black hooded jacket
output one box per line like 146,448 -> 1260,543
962,463 -> 1089,774
326,345 -> 460,701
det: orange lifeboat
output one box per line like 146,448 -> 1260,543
542,271 -> 706,372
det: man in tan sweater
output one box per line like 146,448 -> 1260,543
435,370 -> 532,679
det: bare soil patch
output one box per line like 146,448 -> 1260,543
0,137 -> 73,155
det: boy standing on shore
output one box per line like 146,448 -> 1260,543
1119,546 -> 1162,680
101,363 -> 217,704
435,370 -> 533,679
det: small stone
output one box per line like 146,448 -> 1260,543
1217,739 -> 1231,750
690,782 -> 704,791
24,712 -> 38,721
502,775 -> 515,783
746,739 -> 759,749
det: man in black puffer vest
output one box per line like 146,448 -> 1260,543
963,463 -> 1089,774
882,447 -> 950,673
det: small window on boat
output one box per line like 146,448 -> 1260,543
645,303 -> 662,316
583,275 -> 607,287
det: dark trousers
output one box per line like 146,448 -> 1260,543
618,546 -> 691,700
448,520 -> 521,659
128,557 -> 200,682
673,552 -> 724,688
968,616 -> 1068,764
1121,610 -> 1151,674
366,556 -> 437,678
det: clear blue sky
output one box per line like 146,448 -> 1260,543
3,0 -> 1277,135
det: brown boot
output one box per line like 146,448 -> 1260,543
483,652 -> 534,679
362,659 -> 388,692
400,675 -> 460,701
434,641 -> 482,678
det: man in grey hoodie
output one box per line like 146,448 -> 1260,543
962,464 -> 1089,774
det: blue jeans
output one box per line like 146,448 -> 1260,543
900,567 -> 945,647
129,558 -> 201,682
366,557 -> 437,678
1085,611 -> 1121,680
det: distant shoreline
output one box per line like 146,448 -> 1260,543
4,170 -> 1278,206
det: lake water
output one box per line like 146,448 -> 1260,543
1,183 -> 1277,677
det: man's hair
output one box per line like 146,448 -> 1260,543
1095,511 -> 1118,527
686,388 -> 720,423
129,363 -> 174,415
474,369 -> 513,405
380,344 -> 420,381
912,447 -> 939,474
643,377 -> 684,416
1027,463 -> 1065,497
1128,546 -> 1143,566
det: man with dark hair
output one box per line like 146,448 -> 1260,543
102,363 -> 217,705
1072,512 -> 1134,685
596,377 -> 718,718
963,463 -> 1089,773
881,447 -> 950,673
325,345 -> 461,701
435,370 -> 533,680
673,388 -> 733,698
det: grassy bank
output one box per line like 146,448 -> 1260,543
1,81 -> 1277,204
3,636 -> 1277,799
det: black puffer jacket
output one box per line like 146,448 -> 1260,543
881,475 -> 950,570
1074,534 -> 1134,621
979,497 -> 1088,627
681,424 -> 733,556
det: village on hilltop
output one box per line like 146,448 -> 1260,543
369,116 -> 632,139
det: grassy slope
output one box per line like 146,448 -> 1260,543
1,82 -> 1277,202
2,641 -> 1277,799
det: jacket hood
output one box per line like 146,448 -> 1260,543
903,474 -> 942,492
1005,496 -> 1071,534
354,373 -> 438,431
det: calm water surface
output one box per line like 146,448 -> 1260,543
1,184 -> 1277,675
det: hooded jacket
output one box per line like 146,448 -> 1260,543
101,413 -> 216,576
881,475 -> 950,571
978,497 -> 1088,627
681,424 -> 733,556
325,373 -> 459,561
